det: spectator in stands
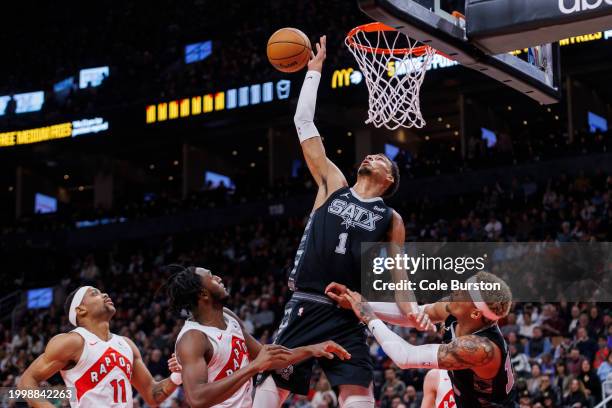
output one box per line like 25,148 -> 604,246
597,352 -> 612,383
594,336 -> 610,369
402,385 -> 420,408
566,347 -> 585,376
562,378 -> 589,408
526,327 -> 553,360
380,385 -> 399,408
484,212 -> 503,240
528,364 -> 543,395
589,306 -> 605,335
533,375 -> 560,407
502,312 -> 520,337
511,343 -> 532,377
553,361 -> 571,397
540,353 -> 555,377
520,310 -> 538,339
146,348 -> 169,378
540,304 -> 565,337
578,359 -> 601,403
310,376 -> 338,408
574,327 -> 598,362
567,305 -> 582,335
383,368 -> 407,399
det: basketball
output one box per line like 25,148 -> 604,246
267,27 -> 311,73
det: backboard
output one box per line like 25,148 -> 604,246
357,0 -> 570,104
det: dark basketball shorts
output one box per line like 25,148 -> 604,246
260,291 -> 373,396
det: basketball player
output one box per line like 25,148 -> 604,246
254,35 -> 430,408
18,286 -> 182,408
422,369 -> 455,408
339,271 -> 518,408
164,265 -> 351,408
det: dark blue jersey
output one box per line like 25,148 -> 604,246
288,187 -> 393,294
442,316 -> 518,408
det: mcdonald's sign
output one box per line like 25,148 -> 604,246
331,68 -> 363,89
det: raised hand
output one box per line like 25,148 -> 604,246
407,308 -> 436,332
308,35 -> 326,73
325,282 -> 351,309
252,344 -> 294,372
309,340 -> 351,361
343,289 -> 378,325
167,353 -> 182,373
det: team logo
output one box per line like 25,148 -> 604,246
328,199 -> 383,231
276,365 -> 294,381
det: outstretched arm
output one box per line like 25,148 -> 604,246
176,330 -> 293,408
18,333 -> 83,408
125,338 -> 179,407
223,307 -> 351,365
344,289 -> 500,373
295,35 -> 347,209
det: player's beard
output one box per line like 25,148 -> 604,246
358,165 -> 372,176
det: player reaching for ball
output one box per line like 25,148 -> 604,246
164,265 -> 350,408
335,271 -> 518,408
18,286 -> 182,408
254,35 -> 432,408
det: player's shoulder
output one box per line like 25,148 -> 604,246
424,368 -> 440,382
46,332 -> 84,357
176,329 -> 211,359
120,335 -> 140,355
390,209 -> 403,223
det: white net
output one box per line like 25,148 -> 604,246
346,25 -> 436,130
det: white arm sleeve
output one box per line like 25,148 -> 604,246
294,70 -> 321,143
370,302 -> 424,327
368,319 -> 440,369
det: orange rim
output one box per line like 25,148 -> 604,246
346,22 -> 449,58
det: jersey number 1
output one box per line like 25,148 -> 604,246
110,378 -> 127,403
335,233 -> 348,254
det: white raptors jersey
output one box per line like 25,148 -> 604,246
60,327 -> 134,408
435,370 -> 456,408
176,312 -> 251,408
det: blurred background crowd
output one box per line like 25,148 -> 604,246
1,169 -> 610,407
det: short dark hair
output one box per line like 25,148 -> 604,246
64,287 -> 81,317
382,156 -> 400,199
163,264 -> 203,314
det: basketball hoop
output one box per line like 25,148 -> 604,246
345,22 -> 448,130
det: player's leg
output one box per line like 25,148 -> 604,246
338,384 -> 375,408
318,307 -> 375,407
255,296 -> 320,398
252,376 -> 290,408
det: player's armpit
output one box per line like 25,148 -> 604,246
437,335 -> 497,371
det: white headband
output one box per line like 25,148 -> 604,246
69,286 -> 92,326
466,276 -> 501,321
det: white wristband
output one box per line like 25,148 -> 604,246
170,372 -> 182,385
368,319 -> 439,369
294,70 -> 321,143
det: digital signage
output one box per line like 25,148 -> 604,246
146,79 -> 291,124
0,117 -> 109,149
